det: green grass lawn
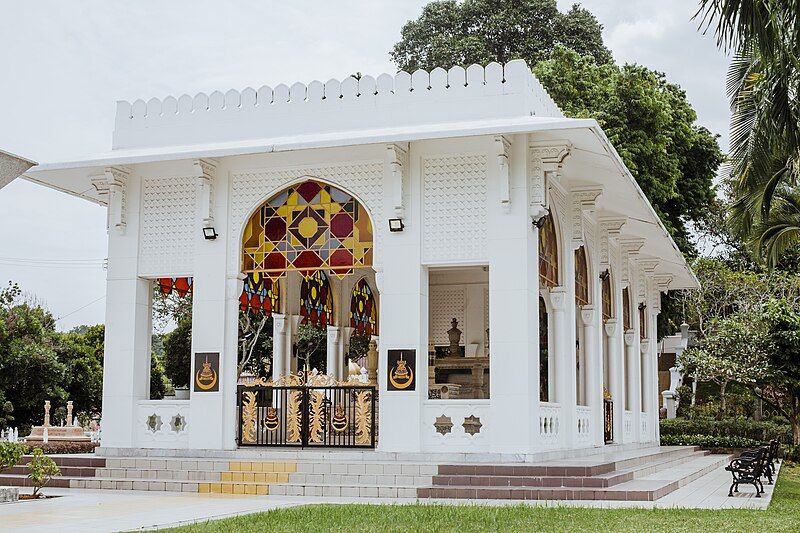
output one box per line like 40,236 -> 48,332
164,464 -> 800,533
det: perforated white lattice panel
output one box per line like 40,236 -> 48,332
423,154 -> 487,263
429,286 -> 466,346
139,176 -> 196,276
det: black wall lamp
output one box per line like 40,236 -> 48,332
638,302 -> 647,311
531,209 -> 549,229
388,218 -> 405,232
202,226 -> 218,240
599,269 -> 610,281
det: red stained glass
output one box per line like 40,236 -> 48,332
157,277 -> 193,298
350,278 -> 377,336
575,246 -> 589,306
538,214 -> 559,288
239,272 -> 280,317
300,270 -> 333,327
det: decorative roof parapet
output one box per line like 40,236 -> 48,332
113,60 -> 563,150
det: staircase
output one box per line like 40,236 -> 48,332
1,446 -> 730,502
0,455 -> 105,489
421,446 -> 730,501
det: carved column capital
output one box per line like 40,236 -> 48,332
623,330 -> 636,346
495,135 -> 512,209
548,286 -> 568,311
193,158 -> 218,227
386,142 -> 409,217
91,166 -> 130,233
327,324 -> 341,341
604,318 -> 620,338
580,304 -> 596,326
570,186 -> 603,248
273,313 -> 287,333
528,140 -> 571,217
640,339 -> 651,354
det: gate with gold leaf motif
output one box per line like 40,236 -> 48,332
237,383 -> 376,448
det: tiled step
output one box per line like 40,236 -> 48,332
0,474 -> 72,488
432,449 -> 707,489
269,483 -> 419,498
4,465 -> 99,477
419,454 -> 730,501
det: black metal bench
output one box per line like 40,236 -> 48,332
726,447 -> 768,497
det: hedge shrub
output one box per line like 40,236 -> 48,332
660,434 -> 762,448
25,441 -> 98,454
660,417 -> 791,442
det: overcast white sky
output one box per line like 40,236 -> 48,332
0,1 -> 729,330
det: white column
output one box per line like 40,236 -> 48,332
624,330 -> 641,442
549,287 -> 572,448
604,319 -> 623,443
271,314 -> 287,379
100,173 -> 149,449
326,325 -> 341,378
640,338 -> 653,442
581,305 -> 603,446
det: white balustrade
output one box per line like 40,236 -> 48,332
575,406 -> 592,447
640,412 -> 649,442
422,399 -> 490,452
539,402 -> 562,448
623,410 -> 634,443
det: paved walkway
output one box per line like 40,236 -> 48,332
0,463 -> 779,532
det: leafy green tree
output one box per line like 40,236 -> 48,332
679,313 -> 771,418
0,441 -> 25,473
163,318 -> 192,389
54,324 -> 104,419
295,324 -> 327,374
696,1 -> 800,264
26,447 -> 60,498
0,282 -> 67,431
391,0 -> 612,72
534,47 -> 723,254
238,312 -> 273,378
758,299 -> 800,444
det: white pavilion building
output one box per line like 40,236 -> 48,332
22,60 -> 696,456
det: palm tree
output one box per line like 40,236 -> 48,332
696,1 -> 800,264
756,188 -> 800,266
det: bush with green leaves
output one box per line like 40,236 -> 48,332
26,447 -> 61,498
660,417 -> 792,443
660,434 -> 762,449
0,441 -> 25,473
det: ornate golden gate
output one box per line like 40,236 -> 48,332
237,372 -> 376,448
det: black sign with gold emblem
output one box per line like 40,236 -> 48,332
194,352 -> 220,392
387,349 -> 415,391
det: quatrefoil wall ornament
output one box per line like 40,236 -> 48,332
434,415 -> 453,435
462,415 -> 482,436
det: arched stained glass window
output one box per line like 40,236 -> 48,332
539,297 -> 549,402
239,272 -> 280,317
241,179 -> 373,279
350,278 -> 377,336
622,287 -> 631,330
300,270 -> 334,327
538,214 -> 559,288
639,304 -> 647,340
157,277 -> 192,298
601,273 -> 612,321
575,246 -> 589,306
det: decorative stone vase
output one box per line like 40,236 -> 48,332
174,387 -> 190,400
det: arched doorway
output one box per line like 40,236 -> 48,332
237,179 -> 378,448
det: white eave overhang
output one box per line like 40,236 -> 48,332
23,114 -> 697,290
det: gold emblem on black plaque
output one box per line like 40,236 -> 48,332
264,407 -> 280,432
193,352 -> 220,392
387,349 -> 415,391
331,405 -> 348,433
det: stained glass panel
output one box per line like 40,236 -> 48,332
350,278 -> 377,336
239,272 -> 280,317
538,214 -> 559,288
157,277 -> 192,298
639,304 -> 647,340
242,180 -> 373,279
601,273 -> 612,321
574,246 -> 589,306
300,270 -> 334,327
623,287 -> 632,330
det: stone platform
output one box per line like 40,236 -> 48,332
9,445 -> 733,502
